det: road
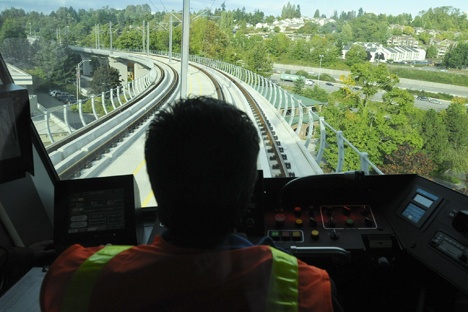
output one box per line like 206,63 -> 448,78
274,64 -> 468,99
271,68 -> 459,111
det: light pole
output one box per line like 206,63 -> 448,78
318,54 -> 324,85
76,60 -> 90,102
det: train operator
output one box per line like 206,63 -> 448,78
40,97 -> 334,311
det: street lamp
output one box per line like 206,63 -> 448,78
318,54 -> 324,85
76,60 -> 90,102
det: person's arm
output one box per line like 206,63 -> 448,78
0,240 -> 55,295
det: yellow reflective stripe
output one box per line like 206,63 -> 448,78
266,247 -> 299,311
61,245 -> 133,312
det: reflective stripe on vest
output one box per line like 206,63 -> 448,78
266,247 -> 299,311
61,245 -> 133,312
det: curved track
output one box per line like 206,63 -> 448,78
53,62 -> 179,179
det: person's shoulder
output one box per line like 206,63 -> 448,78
54,244 -> 104,264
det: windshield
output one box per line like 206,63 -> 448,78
2,0 -> 468,204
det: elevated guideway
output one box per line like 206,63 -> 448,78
34,49 -> 379,208
95,56 -> 323,207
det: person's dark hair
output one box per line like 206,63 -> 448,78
145,97 -> 260,245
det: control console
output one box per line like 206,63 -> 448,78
254,173 -> 468,296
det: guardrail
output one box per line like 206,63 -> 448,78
31,52 -> 157,146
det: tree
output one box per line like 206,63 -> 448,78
314,10 -> 320,18
349,13 -> 390,44
345,44 -> 368,66
443,43 -> 468,69
380,144 -> 435,176
30,38 -> 74,90
113,27 -> 143,50
90,65 -> 121,94
243,36 -> 273,77
0,18 -> 27,42
303,85 -> 329,103
281,2 -> 299,19
444,102 -> 468,150
426,45 -> 438,59
349,63 -> 399,107
292,76 -> 305,94
190,18 -> 228,59
420,109 -> 449,169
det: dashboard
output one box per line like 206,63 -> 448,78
236,172 -> 468,310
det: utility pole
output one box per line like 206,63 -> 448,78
180,0 -> 190,99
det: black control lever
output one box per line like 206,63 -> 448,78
289,246 -> 351,262
452,210 -> 468,233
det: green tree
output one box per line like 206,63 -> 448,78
219,11 -> 235,34
265,33 -> 291,57
190,18 -> 228,59
349,13 -> 390,43
339,23 -> 354,44
444,102 -> 468,149
303,85 -> 329,102
243,36 -> 273,77
30,38 -> 74,90
0,18 -> 27,42
349,63 -> 399,107
426,45 -> 438,59
114,27 -> 144,50
420,109 -> 449,169
292,76 -> 305,94
443,43 -> 468,69
90,65 -> 122,94
281,2 -> 299,19
345,44 -> 368,66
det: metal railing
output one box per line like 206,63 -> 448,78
31,54 -> 157,146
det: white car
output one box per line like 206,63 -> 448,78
305,79 -> 314,86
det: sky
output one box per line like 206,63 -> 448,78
2,0 -> 468,18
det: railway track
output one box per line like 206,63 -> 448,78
210,68 -> 293,178
51,62 -> 179,179
50,55 -> 291,179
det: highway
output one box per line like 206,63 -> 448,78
271,74 -> 463,112
273,64 -> 468,111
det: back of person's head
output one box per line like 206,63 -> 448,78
145,96 -> 260,246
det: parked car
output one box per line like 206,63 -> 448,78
429,98 -> 441,104
56,93 -> 71,101
53,91 -> 69,99
63,95 -> 77,104
416,96 -> 429,101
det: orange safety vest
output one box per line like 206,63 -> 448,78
41,239 -> 332,311
60,246 -> 299,311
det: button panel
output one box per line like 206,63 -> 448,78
268,230 -> 304,242
430,231 -> 468,268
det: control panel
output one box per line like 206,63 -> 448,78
259,173 -> 399,260
264,204 -> 394,255
383,176 -> 468,295
259,173 -> 468,295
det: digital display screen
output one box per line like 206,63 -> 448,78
402,203 -> 426,224
67,188 -> 125,233
413,194 -> 434,208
